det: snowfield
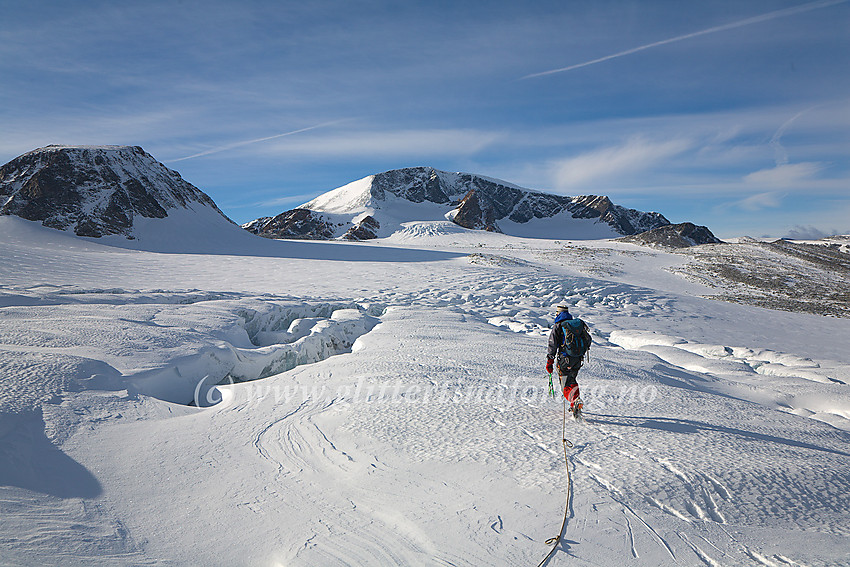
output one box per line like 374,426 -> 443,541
1,215 -> 849,566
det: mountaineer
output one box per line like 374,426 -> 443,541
546,305 -> 591,419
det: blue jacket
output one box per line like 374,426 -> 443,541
548,312 -> 577,360
553,312 -> 573,325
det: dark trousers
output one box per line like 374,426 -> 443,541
557,355 -> 582,406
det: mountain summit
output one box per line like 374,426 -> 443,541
0,145 -> 232,239
244,167 -> 672,241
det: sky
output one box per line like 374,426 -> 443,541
1,0 -> 848,239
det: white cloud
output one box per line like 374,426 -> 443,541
260,128 -> 505,159
256,193 -> 320,209
217,192 -> 321,211
550,137 -> 691,191
735,191 -> 784,211
743,162 -> 822,187
783,225 -> 847,239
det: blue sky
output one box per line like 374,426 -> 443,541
1,0 -> 848,238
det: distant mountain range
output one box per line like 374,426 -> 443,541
1,147 -> 722,246
242,167 -> 682,241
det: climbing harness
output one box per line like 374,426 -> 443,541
536,397 -> 573,567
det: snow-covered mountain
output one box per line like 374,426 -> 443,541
243,167 -> 675,241
0,145 -> 234,239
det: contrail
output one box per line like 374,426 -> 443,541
769,103 -> 823,165
770,108 -> 811,166
169,119 -> 350,162
522,0 -> 848,79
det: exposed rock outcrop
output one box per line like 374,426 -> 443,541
618,222 -> 723,248
451,189 -> 500,232
341,215 -> 380,241
0,145 -> 230,238
242,208 -> 339,240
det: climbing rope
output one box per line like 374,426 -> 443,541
537,396 -> 573,567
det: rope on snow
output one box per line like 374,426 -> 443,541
537,396 -> 573,567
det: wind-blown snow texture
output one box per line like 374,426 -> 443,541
244,167 -> 672,241
1,213 -> 849,566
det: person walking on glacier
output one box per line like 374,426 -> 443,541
546,305 -> 592,419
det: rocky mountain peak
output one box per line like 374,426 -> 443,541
0,145 -> 230,238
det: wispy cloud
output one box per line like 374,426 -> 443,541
254,193 -> 319,209
522,0 -> 849,79
744,162 -> 822,187
769,106 -> 825,166
168,120 -> 352,162
260,128 -> 505,159
735,191 -> 785,211
550,137 -> 691,191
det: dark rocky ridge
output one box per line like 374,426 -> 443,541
343,216 -> 380,241
0,145 -> 231,238
452,189 -> 499,232
243,210 -> 381,241
369,168 -> 671,234
617,222 -> 723,248
243,208 -> 339,240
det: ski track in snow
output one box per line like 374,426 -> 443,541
1,218 -> 849,565
250,396 -> 441,565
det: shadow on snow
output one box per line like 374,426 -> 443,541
0,410 -> 101,498
590,413 -> 850,459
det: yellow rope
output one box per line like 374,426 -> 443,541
537,397 -> 573,566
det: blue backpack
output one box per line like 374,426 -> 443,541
560,318 -> 591,359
